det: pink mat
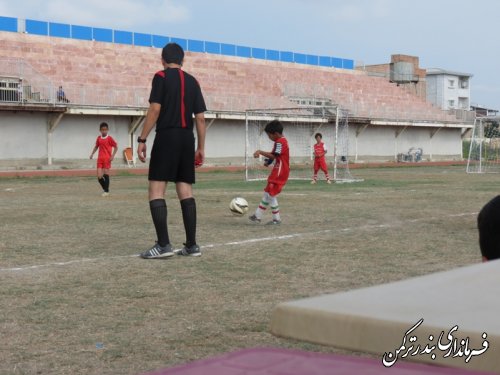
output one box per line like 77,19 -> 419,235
141,348 -> 496,375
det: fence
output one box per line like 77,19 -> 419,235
0,81 -> 297,110
0,80 -> 150,107
1,78 -> 475,121
0,57 -> 150,107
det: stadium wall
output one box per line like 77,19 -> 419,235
0,29 -> 467,167
354,126 -> 461,161
0,113 -> 462,167
0,113 -> 137,167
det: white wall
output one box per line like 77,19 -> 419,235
355,127 -> 393,156
203,119 -> 246,161
443,74 -> 457,109
427,73 -> 471,111
0,112 -> 464,165
0,112 -> 47,159
52,115 -> 130,159
354,125 -> 461,160
428,128 -> 462,158
0,112 -> 133,163
426,75 -> 439,107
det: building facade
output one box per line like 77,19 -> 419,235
359,54 -> 428,101
426,68 -> 472,110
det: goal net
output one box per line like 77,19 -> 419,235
245,106 -> 361,182
466,117 -> 500,173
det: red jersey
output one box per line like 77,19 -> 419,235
268,136 -> 290,185
314,141 -> 327,158
95,135 -> 117,160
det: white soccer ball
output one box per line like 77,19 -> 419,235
229,197 -> 249,216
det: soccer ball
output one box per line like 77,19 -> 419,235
229,197 -> 249,216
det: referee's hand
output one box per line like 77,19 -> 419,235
195,149 -> 204,168
138,143 -> 147,163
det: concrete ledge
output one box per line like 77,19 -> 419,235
270,261 -> 500,372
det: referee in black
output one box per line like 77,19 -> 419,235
137,42 -> 206,258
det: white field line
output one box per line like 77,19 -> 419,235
0,212 -> 478,273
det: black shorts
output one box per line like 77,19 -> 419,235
148,128 -> 195,183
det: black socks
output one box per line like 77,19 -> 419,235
149,198 -> 197,248
150,199 -> 170,247
98,174 -> 110,192
98,177 -> 106,191
180,198 -> 197,248
103,174 -> 110,192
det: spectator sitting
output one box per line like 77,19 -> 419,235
477,195 -> 500,261
57,86 -> 69,103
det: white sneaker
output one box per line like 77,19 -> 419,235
327,180 -> 332,184
140,243 -> 174,259
311,180 -> 317,184
101,192 -> 110,197
266,219 -> 282,225
249,214 -> 261,223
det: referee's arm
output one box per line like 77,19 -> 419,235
137,103 -> 161,162
194,112 -> 206,164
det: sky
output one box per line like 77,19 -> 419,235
1,0 -> 499,109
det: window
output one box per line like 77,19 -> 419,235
448,100 -> 455,108
448,79 -> 455,88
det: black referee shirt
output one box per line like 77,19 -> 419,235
149,68 -> 207,131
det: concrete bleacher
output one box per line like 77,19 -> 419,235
0,16 -> 354,70
0,29 -> 462,124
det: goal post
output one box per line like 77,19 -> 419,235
466,116 -> 500,173
244,106 -> 361,183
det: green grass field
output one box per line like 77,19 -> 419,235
0,166 -> 497,374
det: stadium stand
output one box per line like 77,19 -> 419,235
0,16 -> 474,166
0,20 -> 464,123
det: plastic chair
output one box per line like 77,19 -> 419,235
123,147 -> 135,168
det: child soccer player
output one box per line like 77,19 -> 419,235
311,132 -> 331,184
89,122 -> 118,197
249,120 -> 289,225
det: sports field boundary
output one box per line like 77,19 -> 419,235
0,160 -> 467,178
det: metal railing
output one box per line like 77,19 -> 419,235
1,58 -> 475,121
1,79 -> 476,123
0,57 -> 150,108
204,95 -> 293,112
0,81 -> 150,108
0,80 -> 297,111
448,108 -> 476,122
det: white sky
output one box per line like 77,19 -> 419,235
1,0 -> 498,109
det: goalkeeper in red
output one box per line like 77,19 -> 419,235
249,120 -> 289,225
311,132 -> 331,184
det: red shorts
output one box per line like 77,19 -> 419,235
97,158 -> 111,169
265,182 -> 284,196
314,157 -> 328,173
